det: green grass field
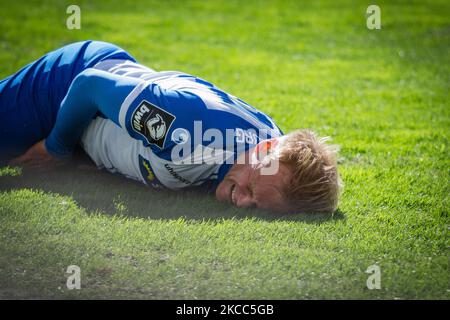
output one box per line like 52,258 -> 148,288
0,0 -> 449,299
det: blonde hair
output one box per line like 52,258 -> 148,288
278,130 -> 342,213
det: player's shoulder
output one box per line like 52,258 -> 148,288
168,73 -> 281,130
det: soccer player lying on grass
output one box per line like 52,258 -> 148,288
0,41 -> 341,213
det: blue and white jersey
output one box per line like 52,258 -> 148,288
80,59 -> 283,192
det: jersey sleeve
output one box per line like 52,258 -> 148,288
119,84 -> 199,154
45,68 -> 207,158
45,68 -> 143,157
46,67 -> 194,157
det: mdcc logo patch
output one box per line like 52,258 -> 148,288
131,100 -> 176,148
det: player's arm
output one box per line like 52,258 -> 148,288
11,68 -> 146,165
13,68 -> 199,166
45,68 -> 145,157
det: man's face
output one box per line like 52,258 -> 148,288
215,140 -> 292,212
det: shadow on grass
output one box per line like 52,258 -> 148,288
0,154 -> 345,224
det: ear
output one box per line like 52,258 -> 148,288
255,138 -> 279,160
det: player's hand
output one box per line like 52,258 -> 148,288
9,140 -> 63,168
